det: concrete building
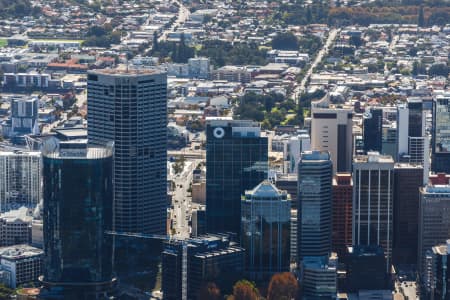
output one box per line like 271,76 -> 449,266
302,253 -> 338,299
1,96 -> 40,141
0,207 -> 32,247
0,245 -> 43,288
352,152 -> 394,272
211,66 -> 251,84
241,181 -> 291,281
332,173 -> 353,257
87,68 -> 167,235
311,99 -> 353,174
162,235 -> 245,300
283,132 -> 311,174
0,150 -> 41,212
275,174 -> 298,210
291,209 -> 298,263
418,184 -> 450,277
188,57 -> 210,79
298,151 -> 333,260
206,118 -> 268,236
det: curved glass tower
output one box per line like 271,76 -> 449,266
40,141 -> 116,299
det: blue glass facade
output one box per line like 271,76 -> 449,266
206,119 -> 268,236
41,145 -> 115,298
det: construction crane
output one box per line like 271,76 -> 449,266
105,231 -> 188,300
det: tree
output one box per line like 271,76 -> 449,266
197,282 -> 221,300
418,5 -> 425,27
271,32 -> 299,51
228,280 -> 260,300
429,63 -> 449,77
267,272 -> 299,300
153,31 -> 159,52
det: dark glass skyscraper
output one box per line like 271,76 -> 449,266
206,118 -> 268,236
363,108 -> 382,154
297,150 -> 333,260
87,69 -> 167,234
40,140 -> 115,299
393,163 -> 423,265
432,94 -> 450,173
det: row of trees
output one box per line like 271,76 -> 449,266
0,0 -> 40,18
82,25 -> 122,48
412,62 -> 450,77
198,272 -> 299,300
328,6 -> 450,26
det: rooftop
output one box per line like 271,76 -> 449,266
0,244 -> 43,260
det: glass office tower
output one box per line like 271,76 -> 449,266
432,94 -> 450,173
206,118 -> 268,236
40,140 -> 115,299
87,69 -> 167,235
297,151 -> 333,260
241,181 -> 291,281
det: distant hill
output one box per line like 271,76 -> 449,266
0,0 -> 40,19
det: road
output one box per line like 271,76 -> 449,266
293,28 -> 339,103
396,280 -> 418,300
158,0 -> 190,42
171,159 -> 200,239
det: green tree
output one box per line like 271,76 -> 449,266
429,63 -> 449,77
272,32 -> 299,50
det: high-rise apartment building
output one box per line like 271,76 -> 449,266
352,152 -> 394,271
206,118 -> 268,235
298,150 -> 333,260
311,99 -> 353,173
41,141 -> 115,298
393,164 -> 423,265
0,150 -> 41,212
1,96 -> 39,141
87,69 -> 167,234
241,181 -> 291,280
418,184 -> 450,277
363,108 -> 383,154
432,93 -> 450,173
332,173 -> 353,256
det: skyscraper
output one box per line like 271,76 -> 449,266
332,173 -> 353,256
418,184 -> 450,277
41,140 -> 115,298
206,118 -> 268,235
427,240 -> 450,299
352,152 -> 394,271
363,108 -> 382,154
432,93 -> 450,173
87,69 -> 167,234
0,150 -> 41,212
241,181 -> 291,280
311,101 -> 353,174
298,150 -> 333,260
393,163 -> 423,265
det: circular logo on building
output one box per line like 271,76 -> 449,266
213,127 -> 225,139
